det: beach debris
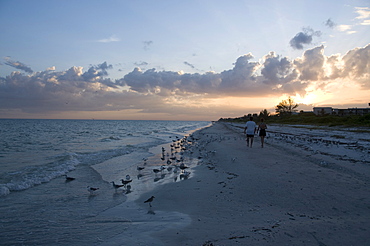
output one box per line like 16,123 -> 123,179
202,241 -> 215,246
144,195 -> 155,207
87,186 -> 99,195
229,235 -> 248,240
319,161 -> 329,167
63,175 -> 75,181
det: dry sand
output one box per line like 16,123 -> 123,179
137,122 -> 370,246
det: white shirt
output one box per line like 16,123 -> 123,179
245,121 -> 256,135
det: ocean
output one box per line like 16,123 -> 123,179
0,119 -> 210,245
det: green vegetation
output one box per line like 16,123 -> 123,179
275,97 -> 298,116
219,112 -> 370,127
218,97 -> 370,127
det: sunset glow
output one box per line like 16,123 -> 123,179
0,0 -> 369,120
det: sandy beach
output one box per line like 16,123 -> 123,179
136,122 -> 370,245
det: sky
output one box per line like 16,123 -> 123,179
0,0 -> 369,121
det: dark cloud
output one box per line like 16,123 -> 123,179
143,40 -> 153,50
341,43 -> 370,88
184,61 -> 195,69
1,44 -> 369,116
134,61 -> 149,67
324,18 -> 336,28
261,52 -> 297,85
4,57 -> 33,73
289,27 -> 322,50
82,62 -> 114,84
121,53 -> 305,97
294,45 -> 325,81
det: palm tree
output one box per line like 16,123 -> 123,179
259,109 -> 270,119
275,97 -> 298,116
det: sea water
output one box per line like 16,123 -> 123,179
0,119 -> 210,245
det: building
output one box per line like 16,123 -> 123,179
313,107 -> 333,115
313,107 -> 370,116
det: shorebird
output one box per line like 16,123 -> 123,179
120,179 -> 132,187
153,168 -> 161,174
180,171 -> 191,180
144,196 -> 155,207
125,185 -> 132,194
125,175 -> 131,180
87,186 -> 99,195
111,181 -> 125,190
179,163 -> 188,171
63,175 -> 75,181
137,166 -> 145,171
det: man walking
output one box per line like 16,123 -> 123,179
243,117 -> 257,148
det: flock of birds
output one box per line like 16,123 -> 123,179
61,133 -> 218,207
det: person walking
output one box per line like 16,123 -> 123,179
243,117 -> 257,148
257,118 -> 267,148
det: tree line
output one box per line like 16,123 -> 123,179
218,97 -> 370,127
219,97 -> 299,122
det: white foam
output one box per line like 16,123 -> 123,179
0,185 -> 10,196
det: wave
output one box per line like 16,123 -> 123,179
0,138 -> 167,197
0,120 -> 211,197
0,153 -> 80,196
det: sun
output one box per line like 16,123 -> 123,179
295,93 -> 317,105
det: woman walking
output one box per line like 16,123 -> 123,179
257,118 -> 267,148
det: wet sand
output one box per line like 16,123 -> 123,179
137,122 -> 370,245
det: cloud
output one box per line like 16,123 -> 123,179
1,44 -> 369,116
341,43 -> 370,88
355,7 -> 370,25
134,61 -> 149,67
82,62 -> 114,83
355,7 -> 370,20
334,7 -> 370,34
324,18 -> 336,28
289,27 -> 322,50
4,57 -> 33,73
261,52 -> 298,86
143,40 -> 153,50
184,61 -> 196,69
97,35 -> 120,43
337,24 -> 352,32
294,45 -> 326,81
121,53 -> 305,97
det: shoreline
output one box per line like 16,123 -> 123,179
135,122 -> 370,245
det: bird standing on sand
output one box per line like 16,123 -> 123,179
153,168 -> 161,174
179,163 -> 188,171
120,179 -> 132,187
87,186 -> 99,195
111,181 -> 125,190
137,166 -> 145,171
144,196 -> 155,207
